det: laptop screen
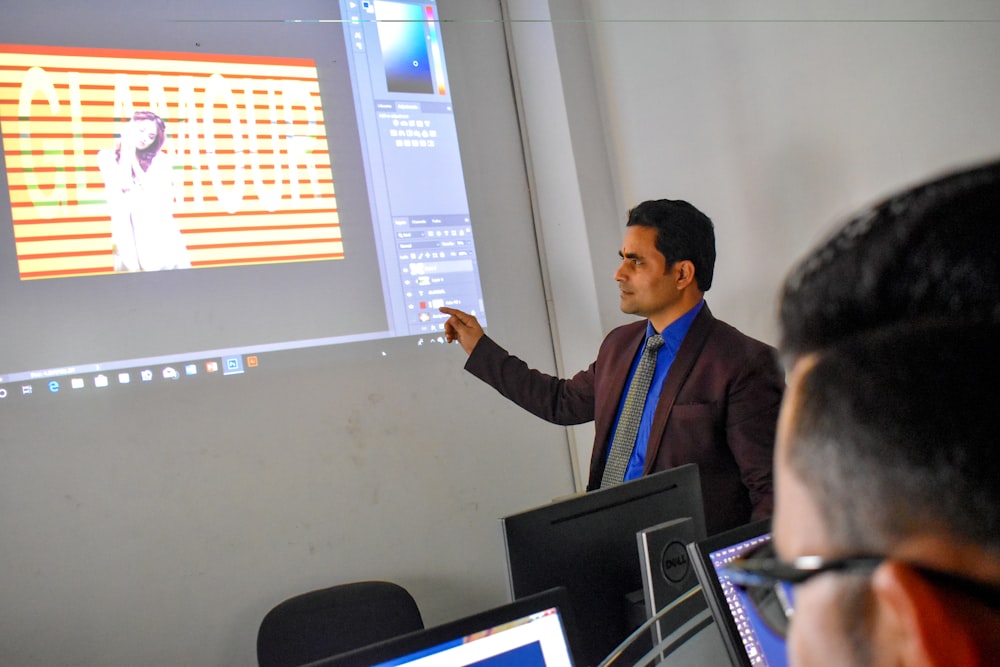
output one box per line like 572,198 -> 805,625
372,606 -> 571,667
687,519 -> 788,667
306,587 -> 577,667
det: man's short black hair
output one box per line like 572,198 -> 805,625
779,159 -> 1000,361
626,199 -> 716,291
787,321 -> 1000,554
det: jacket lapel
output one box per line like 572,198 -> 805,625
642,304 -> 716,473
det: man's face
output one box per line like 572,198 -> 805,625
773,358 -> 870,666
614,225 -> 685,328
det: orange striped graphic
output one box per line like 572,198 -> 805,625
0,44 -> 341,280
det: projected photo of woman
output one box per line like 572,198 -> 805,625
97,110 -> 191,272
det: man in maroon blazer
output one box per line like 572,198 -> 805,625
442,199 -> 784,535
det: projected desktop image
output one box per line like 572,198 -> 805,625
0,0 -> 486,406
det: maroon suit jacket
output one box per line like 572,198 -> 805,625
465,304 -> 784,535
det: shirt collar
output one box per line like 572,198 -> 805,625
646,299 -> 704,346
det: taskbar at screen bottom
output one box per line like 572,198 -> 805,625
0,327 -> 472,405
0,354 -> 255,404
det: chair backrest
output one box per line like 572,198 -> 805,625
257,580 -> 424,667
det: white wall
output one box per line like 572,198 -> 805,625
520,0 -> 1000,355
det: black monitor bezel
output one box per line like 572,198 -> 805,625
302,586 -> 580,667
499,464 -> 706,667
686,517 -> 773,667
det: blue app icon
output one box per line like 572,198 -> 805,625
49,380 -> 60,393
222,355 -> 245,376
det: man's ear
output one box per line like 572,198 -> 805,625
870,561 -> 979,667
674,260 -> 696,289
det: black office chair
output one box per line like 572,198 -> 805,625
257,580 -> 424,667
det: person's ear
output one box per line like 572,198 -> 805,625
870,561 -> 979,667
674,260 -> 696,289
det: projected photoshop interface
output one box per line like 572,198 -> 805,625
344,0 -> 486,337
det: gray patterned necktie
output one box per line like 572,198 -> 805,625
600,334 -> 665,488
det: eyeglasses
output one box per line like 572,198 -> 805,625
718,540 -> 1000,638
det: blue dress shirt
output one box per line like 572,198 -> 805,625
609,300 -> 704,482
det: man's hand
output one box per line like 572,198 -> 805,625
439,307 -> 485,355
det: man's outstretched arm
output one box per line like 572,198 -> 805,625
440,307 -> 596,425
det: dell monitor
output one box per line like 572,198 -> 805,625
500,464 -> 706,667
